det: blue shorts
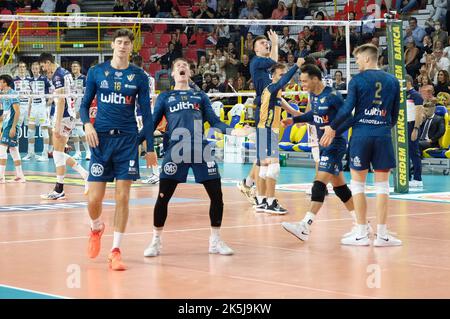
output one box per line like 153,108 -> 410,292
318,137 -> 346,176
256,128 -> 279,163
88,132 -> 140,182
349,135 -> 396,171
1,129 -> 18,147
160,147 -> 221,183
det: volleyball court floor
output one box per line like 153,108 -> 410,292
1,158 -> 450,299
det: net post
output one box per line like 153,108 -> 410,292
386,16 -> 409,194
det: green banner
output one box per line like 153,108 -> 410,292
387,20 -> 409,193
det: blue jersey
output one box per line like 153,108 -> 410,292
249,56 -> 277,103
294,86 -> 348,141
331,69 -> 400,137
1,89 -> 20,131
51,66 -> 75,118
406,88 -> 423,106
30,75 -> 52,105
13,75 -> 32,106
152,90 -> 229,151
79,60 -> 154,151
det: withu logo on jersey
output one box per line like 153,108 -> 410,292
169,101 -> 200,113
365,107 -> 387,117
313,114 -> 329,124
99,92 -> 134,105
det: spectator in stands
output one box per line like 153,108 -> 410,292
361,7 -> 376,35
405,38 -> 421,77
235,75 -> 248,91
423,54 -> 439,84
434,70 -> 450,95
420,82 -> 435,100
224,49 -> 239,80
298,38 -> 311,58
271,1 -> 288,20
404,17 -> 426,48
155,42 -> 181,82
155,0 -> 172,18
279,26 -> 295,57
396,0 -> 418,14
375,0 -> 392,11
431,21 -> 448,48
40,0 -> 55,13
113,0 -> 127,16
239,0 -> 265,36
195,0 -> 215,19
212,48 -> 227,82
422,35 -> 434,55
128,0 -> 143,12
417,64 -> 430,85
202,72 -> 213,91
208,74 -> 226,101
142,0 -> 157,17
169,32 -> 183,56
190,63 -> 203,89
31,0 -> 43,10
283,0 -> 309,20
189,27 -> 208,62
207,0 -> 217,12
55,0 -> 70,13
430,0 -> 447,22
237,54 -> 251,82
214,24 -> 231,49
2,0 -> 25,12
433,49 -> 450,79
243,32 -> 254,58
197,55 -> 208,75
419,100 -> 446,153
333,70 -> 346,90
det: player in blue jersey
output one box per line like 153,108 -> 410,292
70,61 -> 91,161
79,29 -> 157,271
405,74 -> 424,188
143,57 -> 250,258
13,61 -> 32,133
239,30 -> 280,208
24,62 -> 53,162
280,64 -> 359,241
254,60 -> 303,214
38,52 -> 89,200
321,44 -> 402,247
0,74 -> 26,183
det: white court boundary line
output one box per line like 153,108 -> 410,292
1,210 -> 450,245
0,284 -> 69,299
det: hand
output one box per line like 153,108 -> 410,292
296,58 -> 305,67
281,118 -> 293,128
411,129 -> 418,142
267,29 -> 278,46
9,127 -> 16,138
84,123 -> 99,148
145,151 -> 157,167
319,125 -> 335,147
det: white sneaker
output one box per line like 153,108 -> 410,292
85,151 -> 91,161
40,190 -> 66,200
209,237 -> 234,255
22,153 -> 35,161
0,176 -> 5,184
342,222 -> 373,238
36,154 -> 49,162
72,152 -> 82,160
8,176 -> 26,183
141,173 -> 160,184
409,180 -> 423,188
341,232 -> 370,246
281,221 -> 310,241
373,233 -> 402,247
237,179 -> 255,204
144,238 -> 162,257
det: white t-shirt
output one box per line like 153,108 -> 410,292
406,99 -> 417,122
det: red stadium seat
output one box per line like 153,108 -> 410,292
139,48 -> 151,62
156,47 -> 166,55
179,6 -> 189,17
153,24 -> 167,33
142,32 -> 156,48
1,9 -> 13,15
20,21 -> 34,36
158,33 -> 171,48
185,49 -> 197,63
148,63 -> 162,77
179,33 -> 188,47
34,22 -> 49,36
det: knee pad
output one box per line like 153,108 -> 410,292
53,151 -> 66,167
266,162 -> 280,180
0,145 -> 7,160
9,147 -> 20,161
311,180 -> 327,203
350,180 -> 365,195
259,165 -> 268,179
375,181 -> 390,195
333,184 -> 352,203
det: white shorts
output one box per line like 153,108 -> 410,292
29,104 -> 48,126
53,117 -> 76,138
18,104 -> 29,126
70,125 -> 85,137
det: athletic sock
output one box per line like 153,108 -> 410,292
112,232 -> 123,250
302,211 -> 315,225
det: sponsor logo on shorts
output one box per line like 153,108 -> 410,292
164,162 -> 177,175
100,80 -> 109,89
352,156 -> 361,168
128,160 -> 137,175
91,163 -> 104,177
206,161 -> 217,175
